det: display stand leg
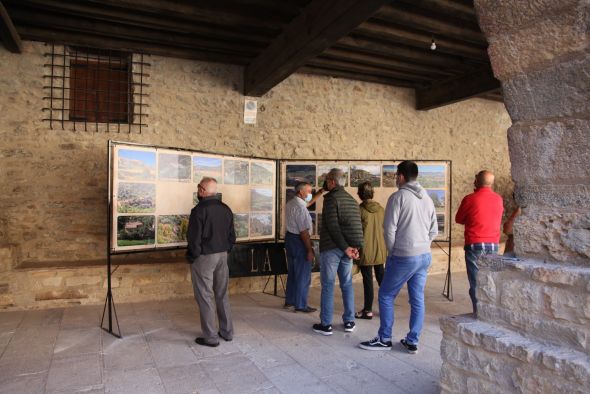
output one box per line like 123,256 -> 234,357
263,274 -> 286,298
100,253 -> 122,338
434,241 -> 453,301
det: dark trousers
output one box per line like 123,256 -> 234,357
359,264 -> 384,312
285,232 -> 312,309
464,243 -> 499,314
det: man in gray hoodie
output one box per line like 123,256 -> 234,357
359,160 -> 437,353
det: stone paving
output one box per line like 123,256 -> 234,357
0,272 -> 471,394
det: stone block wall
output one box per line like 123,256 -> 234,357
0,42 -> 512,310
441,1 -> 590,392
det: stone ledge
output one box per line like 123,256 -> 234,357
476,255 -> 590,352
440,314 -> 590,393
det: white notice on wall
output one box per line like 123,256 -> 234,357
244,98 -> 257,124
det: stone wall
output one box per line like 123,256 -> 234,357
0,42 -> 512,310
440,1 -> 590,392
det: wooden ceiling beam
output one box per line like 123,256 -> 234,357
308,56 -> 434,83
415,66 -> 500,110
9,8 -> 262,56
322,47 -> 456,77
374,5 -> 487,46
336,35 -> 473,70
8,0 -> 273,44
356,21 -> 488,60
299,65 -> 419,89
0,1 -> 22,53
244,0 -> 391,96
18,26 -> 252,65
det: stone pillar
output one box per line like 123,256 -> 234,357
440,1 -> 590,392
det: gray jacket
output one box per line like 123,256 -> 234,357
383,181 -> 437,257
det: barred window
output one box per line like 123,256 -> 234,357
44,45 -> 148,133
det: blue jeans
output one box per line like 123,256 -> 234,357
320,248 -> 355,326
378,253 -> 432,345
284,232 -> 312,309
464,243 -> 499,314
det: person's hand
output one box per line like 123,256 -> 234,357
306,249 -> 315,263
345,247 -> 359,260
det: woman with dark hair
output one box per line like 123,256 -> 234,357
355,181 -> 386,319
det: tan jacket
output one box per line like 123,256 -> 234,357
358,200 -> 387,266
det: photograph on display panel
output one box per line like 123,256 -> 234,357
110,143 -> 277,252
279,160 -> 450,242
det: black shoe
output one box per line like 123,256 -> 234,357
218,332 -> 233,342
295,306 -> 317,313
195,337 -> 219,347
312,323 -> 333,336
400,338 -> 418,354
283,303 -> 295,310
343,321 -> 356,332
359,336 -> 393,351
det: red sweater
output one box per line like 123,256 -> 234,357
455,188 -> 504,245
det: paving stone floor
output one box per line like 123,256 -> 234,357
0,272 -> 471,394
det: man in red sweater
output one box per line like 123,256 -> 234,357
455,170 -> 504,315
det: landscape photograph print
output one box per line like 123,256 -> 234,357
251,161 -> 274,185
317,164 -> 348,187
382,164 -> 398,187
427,189 -> 446,209
118,149 -> 156,181
250,188 -> 273,211
286,164 -> 316,186
117,182 -> 156,213
437,213 -> 445,235
224,159 -> 249,185
157,215 -> 189,244
234,213 -> 249,239
418,165 -> 446,188
158,153 -> 191,182
250,213 -> 273,237
193,156 -> 222,183
117,215 -> 155,247
350,164 -> 381,187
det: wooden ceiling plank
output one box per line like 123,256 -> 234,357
309,56 -> 434,82
415,66 -> 500,110
85,0 -> 286,30
397,0 -> 476,22
8,0 -> 273,44
19,26 -> 253,65
244,0 -> 391,96
336,36 -> 472,70
9,8 -> 261,56
299,65 -> 419,89
0,1 -> 22,53
322,47 -> 456,77
374,4 -> 486,46
356,21 -> 488,60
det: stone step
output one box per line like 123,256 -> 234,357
476,255 -> 590,354
440,314 -> 590,394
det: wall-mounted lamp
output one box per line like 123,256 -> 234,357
430,39 -> 437,51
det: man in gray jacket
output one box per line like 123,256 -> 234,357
359,160 -> 437,353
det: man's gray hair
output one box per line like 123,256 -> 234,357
327,168 -> 346,187
200,177 -> 218,194
294,182 -> 310,193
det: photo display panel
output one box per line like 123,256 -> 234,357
111,142 -> 277,252
279,160 -> 451,242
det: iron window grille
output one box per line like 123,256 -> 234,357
43,44 -> 149,133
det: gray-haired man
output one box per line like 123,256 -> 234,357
186,177 -> 236,347
313,169 -> 363,335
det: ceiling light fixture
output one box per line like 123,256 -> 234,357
430,38 -> 437,51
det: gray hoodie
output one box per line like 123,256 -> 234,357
383,181 -> 438,257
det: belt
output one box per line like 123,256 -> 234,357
465,243 -> 499,251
